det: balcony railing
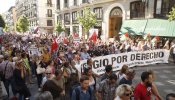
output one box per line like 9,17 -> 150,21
45,3 -> 54,7
46,14 -> 55,17
64,3 -> 69,8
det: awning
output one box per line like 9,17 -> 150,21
144,19 -> 175,37
120,19 -> 175,37
119,19 -> 147,35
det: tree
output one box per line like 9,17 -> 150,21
0,14 -> 5,28
77,7 -> 97,39
168,6 -> 175,21
16,16 -> 29,32
55,22 -> 65,34
3,24 -> 9,32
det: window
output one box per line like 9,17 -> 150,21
72,11 -> 78,24
73,26 -> 79,34
130,1 -> 145,19
74,0 -> 77,6
64,0 -> 69,8
57,0 -> 60,9
110,7 -> 122,17
154,0 -> 175,18
155,0 -> 162,14
47,0 -> 52,5
94,7 -> 103,20
64,13 -> 70,24
57,14 -> 62,24
82,0 -> 88,3
47,20 -> 53,26
47,9 -> 52,17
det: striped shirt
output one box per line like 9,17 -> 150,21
0,60 -> 15,79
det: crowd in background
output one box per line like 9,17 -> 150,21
0,33 -> 175,100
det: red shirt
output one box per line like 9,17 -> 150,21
134,82 -> 152,100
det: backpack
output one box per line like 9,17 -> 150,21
74,86 -> 92,100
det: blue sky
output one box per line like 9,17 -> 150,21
0,0 -> 15,14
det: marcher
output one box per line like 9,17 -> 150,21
134,71 -> 153,100
114,84 -> 132,100
71,75 -> 94,100
13,60 -> 31,100
0,55 -> 15,97
119,69 -> 135,85
166,93 -> 175,100
97,74 -> 118,100
101,65 -> 113,81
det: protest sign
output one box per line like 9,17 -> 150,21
75,49 -> 170,75
28,46 -> 40,56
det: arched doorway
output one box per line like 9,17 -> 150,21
109,7 -> 123,39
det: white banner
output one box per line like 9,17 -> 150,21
75,49 -> 170,75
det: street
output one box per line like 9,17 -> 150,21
8,63 -> 175,100
132,63 -> 175,99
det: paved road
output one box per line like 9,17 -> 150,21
132,63 -> 175,99
9,63 -> 175,100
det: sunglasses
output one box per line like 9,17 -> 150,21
46,73 -> 51,75
124,92 -> 132,96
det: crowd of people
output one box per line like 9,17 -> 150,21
0,33 -> 175,100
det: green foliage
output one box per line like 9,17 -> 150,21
0,15 -> 5,28
77,7 -> 97,37
3,24 -> 9,32
16,16 -> 29,32
168,6 -> 175,21
55,22 -> 65,34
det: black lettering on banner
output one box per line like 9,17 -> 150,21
131,54 -> 135,61
136,53 -> 141,60
141,53 -> 146,60
93,60 -> 99,69
150,53 -> 153,59
154,52 -> 159,58
103,59 -> 109,66
82,63 -> 87,68
117,56 -> 122,63
111,57 -> 116,65
122,55 -> 127,62
159,52 -> 164,58
146,53 -> 149,59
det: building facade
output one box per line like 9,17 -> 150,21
56,0 -> 175,39
3,6 -> 17,32
15,0 -> 56,33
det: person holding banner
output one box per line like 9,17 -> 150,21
80,48 -> 90,60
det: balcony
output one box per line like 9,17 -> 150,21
64,3 -> 69,8
45,3 -> 54,7
46,14 -> 55,17
82,0 -> 89,3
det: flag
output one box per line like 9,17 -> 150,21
155,35 -> 160,41
63,37 -> 68,44
124,32 -> 129,37
89,31 -> 97,43
51,38 -> 58,53
73,33 -> 79,38
34,27 -> 39,34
